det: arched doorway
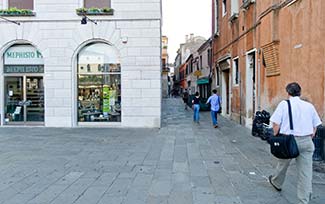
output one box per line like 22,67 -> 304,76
77,42 -> 121,124
3,44 -> 44,125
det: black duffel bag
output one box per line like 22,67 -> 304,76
268,100 -> 299,159
269,134 -> 299,159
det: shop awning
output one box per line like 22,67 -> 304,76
197,78 -> 210,85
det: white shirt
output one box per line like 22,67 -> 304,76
270,96 -> 322,136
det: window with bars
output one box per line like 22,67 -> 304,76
9,0 -> 33,10
84,0 -> 111,8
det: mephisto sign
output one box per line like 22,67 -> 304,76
4,45 -> 44,65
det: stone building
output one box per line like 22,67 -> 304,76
0,0 -> 162,127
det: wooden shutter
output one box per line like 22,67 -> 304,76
9,0 -> 33,10
262,41 -> 280,77
84,0 -> 111,8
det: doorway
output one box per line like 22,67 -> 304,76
245,50 -> 256,127
4,76 -> 44,125
221,69 -> 230,115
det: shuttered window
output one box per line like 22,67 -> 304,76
84,0 -> 111,8
9,0 -> 33,10
262,41 -> 280,77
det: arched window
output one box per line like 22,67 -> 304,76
77,43 -> 121,123
3,44 -> 44,125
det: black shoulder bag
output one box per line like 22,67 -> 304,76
268,100 -> 300,159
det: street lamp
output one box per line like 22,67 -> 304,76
81,16 -> 97,25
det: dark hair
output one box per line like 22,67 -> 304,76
212,89 -> 217,94
286,82 -> 301,97
195,92 -> 199,96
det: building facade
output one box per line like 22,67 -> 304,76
212,0 -> 325,127
0,0 -> 162,127
196,38 -> 212,100
173,34 -> 205,95
161,36 -> 169,98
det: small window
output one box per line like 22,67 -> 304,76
232,58 -> 239,85
222,0 -> 227,16
84,0 -> 111,8
216,65 -> 220,86
200,56 -> 203,69
214,0 -> 219,34
231,0 -> 239,17
9,0 -> 33,10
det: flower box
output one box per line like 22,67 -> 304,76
76,7 -> 114,16
0,8 -> 35,16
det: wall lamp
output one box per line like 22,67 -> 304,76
81,15 -> 97,25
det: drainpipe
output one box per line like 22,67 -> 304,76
239,71 -> 242,125
257,56 -> 261,111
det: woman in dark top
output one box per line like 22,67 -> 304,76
192,92 -> 200,123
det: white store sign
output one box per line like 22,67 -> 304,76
4,45 -> 44,65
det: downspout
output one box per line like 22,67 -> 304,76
239,71 -> 242,124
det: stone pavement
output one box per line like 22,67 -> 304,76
0,98 -> 324,204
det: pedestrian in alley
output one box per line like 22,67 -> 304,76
206,89 -> 221,128
268,82 -> 322,204
182,89 -> 189,110
192,91 -> 200,124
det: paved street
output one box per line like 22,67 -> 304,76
0,98 -> 324,204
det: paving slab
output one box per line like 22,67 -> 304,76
0,98 -> 324,204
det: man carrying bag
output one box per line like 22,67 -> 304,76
268,82 -> 322,204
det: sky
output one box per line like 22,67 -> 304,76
162,0 -> 212,63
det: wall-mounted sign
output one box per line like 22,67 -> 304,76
4,65 -> 44,73
194,70 -> 202,77
4,45 -> 44,65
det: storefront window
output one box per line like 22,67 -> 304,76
77,43 -> 121,122
3,44 -> 44,125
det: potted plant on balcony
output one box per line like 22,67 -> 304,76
87,7 -> 101,14
101,7 -> 113,14
76,7 -> 114,16
76,7 -> 87,15
0,7 -> 34,16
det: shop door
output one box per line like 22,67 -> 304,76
4,76 -> 44,125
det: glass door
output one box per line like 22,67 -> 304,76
26,76 -> 44,122
4,77 -> 24,123
4,76 -> 44,125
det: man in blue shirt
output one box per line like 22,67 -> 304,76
206,89 -> 221,128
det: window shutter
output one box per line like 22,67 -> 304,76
9,0 -> 33,10
262,41 -> 280,77
84,0 -> 111,8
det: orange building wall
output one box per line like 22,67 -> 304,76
258,0 -> 325,121
213,0 -> 325,125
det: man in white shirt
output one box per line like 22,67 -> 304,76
268,82 -> 322,204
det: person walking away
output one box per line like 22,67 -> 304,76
192,92 -> 200,124
182,90 -> 189,110
206,89 -> 221,128
268,82 -> 321,204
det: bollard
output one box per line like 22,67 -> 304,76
313,136 -> 323,161
313,125 -> 325,161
